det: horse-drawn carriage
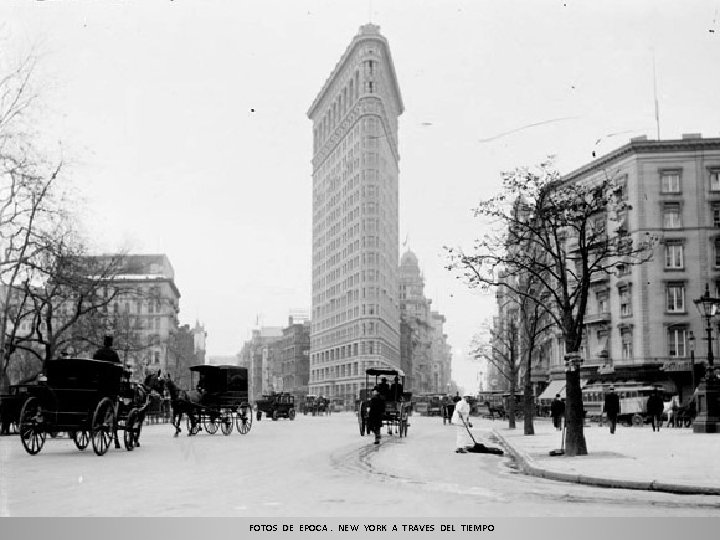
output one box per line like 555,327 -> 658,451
357,368 -> 412,438
15,358 -> 144,456
170,365 -> 252,436
302,394 -> 330,416
255,392 -> 296,421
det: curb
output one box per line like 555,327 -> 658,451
491,428 -> 720,496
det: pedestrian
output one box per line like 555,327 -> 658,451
92,335 -> 121,363
550,394 -> 565,431
646,388 -> 664,432
368,388 -> 385,444
451,395 -> 472,453
603,386 -> 621,434
375,377 -> 390,399
444,395 -> 455,424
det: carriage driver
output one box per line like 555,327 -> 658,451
93,335 -> 121,363
375,377 -> 390,399
389,376 -> 404,401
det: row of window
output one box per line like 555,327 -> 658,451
659,168 -> 720,193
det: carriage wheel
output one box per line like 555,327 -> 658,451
289,409 -> 296,421
19,397 -> 46,455
358,412 -> 366,436
220,410 -> 233,435
272,409 -> 279,421
236,406 -> 252,434
72,430 -> 90,451
204,414 -> 219,435
631,414 -> 644,427
123,409 -> 139,451
91,398 -> 115,456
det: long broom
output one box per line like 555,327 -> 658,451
458,413 -> 504,455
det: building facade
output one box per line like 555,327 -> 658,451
398,249 -> 452,394
307,24 -> 403,405
498,135 -> 720,404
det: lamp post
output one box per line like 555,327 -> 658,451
689,331 -> 696,400
692,283 -> 720,433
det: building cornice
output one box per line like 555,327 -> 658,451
562,137 -> 720,183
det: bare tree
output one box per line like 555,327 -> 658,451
448,159 -> 654,456
0,47 -> 69,391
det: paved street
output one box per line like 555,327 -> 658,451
2,413 -> 719,517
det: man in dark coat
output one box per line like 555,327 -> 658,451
368,388 -> 385,444
375,377 -> 390,399
603,386 -> 621,434
389,376 -> 404,401
646,389 -> 665,432
93,335 -> 121,363
550,394 -> 565,431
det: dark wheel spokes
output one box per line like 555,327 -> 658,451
236,405 -> 252,434
123,409 -> 139,451
220,409 -> 233,435
91,397 -> 115,456
72,429 -> 90,450
204,413 -> 219,434
19,397 -> 46,455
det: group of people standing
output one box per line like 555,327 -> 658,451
550,386 -> 668,435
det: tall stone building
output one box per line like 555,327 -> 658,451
398,249 -> 452,394
492,135 -> 720,404
307,24 -> 403,406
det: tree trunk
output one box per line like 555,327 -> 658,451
523,355 -> 535,435
508,370 -> 516,429
563,353 -> 587,456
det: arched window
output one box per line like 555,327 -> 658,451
354,70 -> 359,99
349,79 -> 354,104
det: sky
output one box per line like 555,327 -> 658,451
3,0 -> 720,393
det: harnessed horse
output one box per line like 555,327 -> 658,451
165,378 -> 199,437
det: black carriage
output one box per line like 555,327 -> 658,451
255,392 -> 296,421
16,358 -> 142,456
357,368 -> 412,438
1,384 -> 32,435
302,394 -> 321,416
184,365 -> 252,435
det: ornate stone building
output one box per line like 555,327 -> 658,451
307,24 -> 403,406
399,249 -> 452,394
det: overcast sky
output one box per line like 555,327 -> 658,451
3,0 -> 719,392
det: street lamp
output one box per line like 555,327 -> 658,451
692,283 -> 720,433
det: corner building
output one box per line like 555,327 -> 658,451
307,24 -> 403,406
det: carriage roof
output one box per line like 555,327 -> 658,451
46,358 -> 124,380
365,368 -> 404,377
190,364 -> 247,374
44,358 -> 124,394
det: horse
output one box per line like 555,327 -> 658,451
113,380 -> 151,449
165,377 -> 198,437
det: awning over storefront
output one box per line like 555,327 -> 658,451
538,380 -> 566,402
539,379 -> 590,402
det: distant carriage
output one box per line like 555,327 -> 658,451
181,365 -> 252,435
255,392 -> 296,421
16,358 -> 144,456
357,368 -> 412,438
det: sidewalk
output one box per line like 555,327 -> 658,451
490,418 -> 720,495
